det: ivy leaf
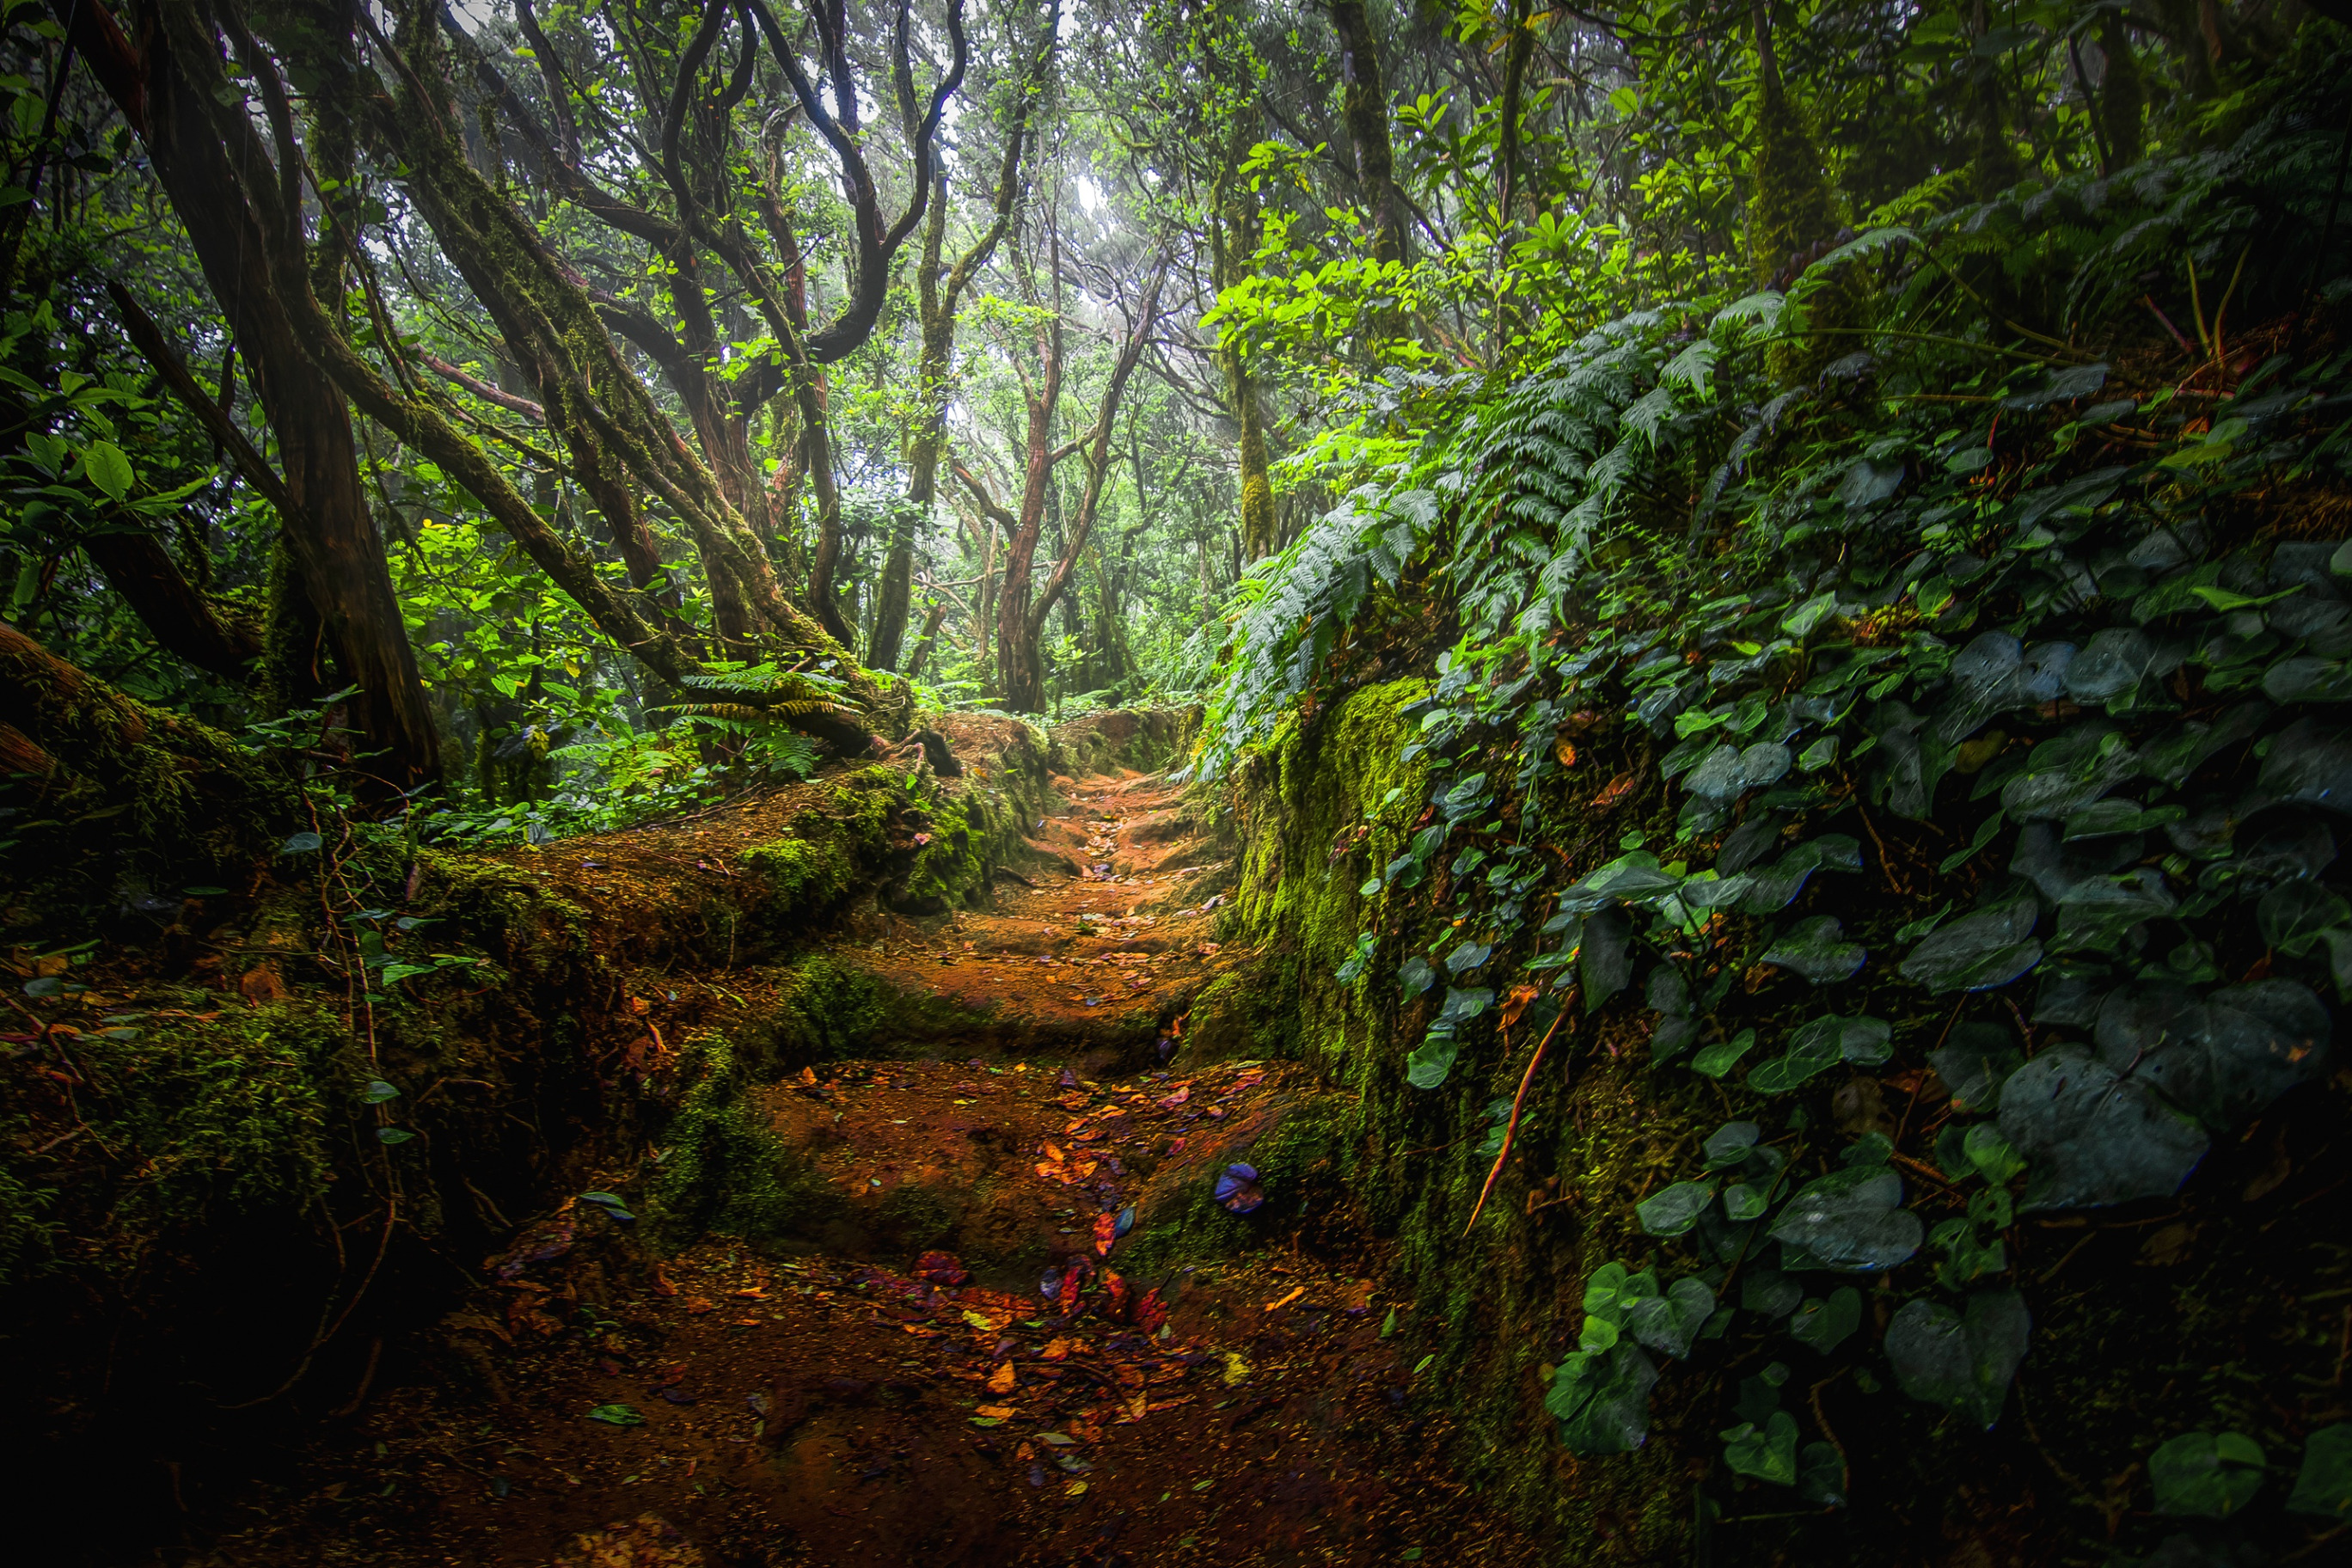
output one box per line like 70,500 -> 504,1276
1835,457 -> 1905,511
1963,1124 -> 2025,1185
1690,1028 -> 1755,1077
1634,1180 -> 1714,1237
1580,906 -> 1633,1011
2257,879 -> 2352,957
2000,722 -> 2138,820
2287,1423 -> 2352,1519
361,1080 -> 401,1105
1702,1121 -> 1761,1168
1999,1045 -> 2208,1210
2095,980 -> 2332,1129
1398,956 -> 1437,996
1749,1014 -> 1892,1093
1796,1442 -> 1847,1508
280,831 -> 325,855
1928,1024 -> 2024,1112
2064,628 -> 2159,704
1767,1165 -> 1921,1271
1883,1290 -> 2030,1430
1736,836 -> 1863,916
1720,1411 -> 1800,1484
1786,1288 -> 1862,1354
376,1127 -> 416,1145
1546,1342 -> 1657,1455
1405,1032 -> 1459,1090
1623,1277 -> 1715,1360
2259,718 -> 2352,813
1687,741 -> 1792,802
2150,1431 -> 2266,1518
1760,916 -> 1866,983
1898,893 -> 2041,992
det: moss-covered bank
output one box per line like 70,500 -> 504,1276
1183,679 -> 1702,1562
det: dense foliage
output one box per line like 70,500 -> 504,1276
4,0 -> 2352,1559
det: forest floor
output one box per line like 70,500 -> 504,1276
186,763 -> 1540,1568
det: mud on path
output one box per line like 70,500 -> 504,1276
181,754 -> 1540,1568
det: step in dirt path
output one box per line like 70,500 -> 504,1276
183,765 -> 1542,1568
830,764 -> 1240,1052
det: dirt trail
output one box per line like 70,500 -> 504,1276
194,761 -> 1540,1568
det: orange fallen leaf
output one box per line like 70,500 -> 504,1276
683,1296 -> 714,1315
1264,1285 -> 1305,1312
988,1361 -> 1017,1394
1590,772 -> 1637,811
1044,1142 -> 1066,1162
976,1404 -> 1017,1419
1040,1337 -> 1075,1362
1093,1213 -> 1118,1257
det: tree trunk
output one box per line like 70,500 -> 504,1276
1331,0 -> 1408,266
2099,13 -> 2147,168
1209,111 -> 1277,560
61,0 -> 442,799
0,619 -> 296,866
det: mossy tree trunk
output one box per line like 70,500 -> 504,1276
1210,108 -> 1278,562
58,0 -> 444,800
873,15 -> 1056,672
0,619 -> 296,865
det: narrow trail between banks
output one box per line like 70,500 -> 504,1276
195,761 -> 1540,1568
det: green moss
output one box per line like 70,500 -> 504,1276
1116,1087 -> 1352,1276
647,1030 -> 840,1247
1208,677 -> 1703,1563
740,768 -> 900,911
896,793 -> 992,913
0,1001 -> 352,1287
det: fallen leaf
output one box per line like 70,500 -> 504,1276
1263,1286 -> 1305,1313
988,1361 -> 1017,1394
585,1403 -> 645,1426
682,1296 -> 714,1315
976,1404 -> 1017,1418
1041,1338 -> 1075,1363
1220,1352 -> 1251,1386
1093,1213 -> 1118,1257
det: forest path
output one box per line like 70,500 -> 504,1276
204,764 -> 1540,1568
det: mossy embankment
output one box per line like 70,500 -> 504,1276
0,716 -> 1066,1553
1176,679 -> 1706,1560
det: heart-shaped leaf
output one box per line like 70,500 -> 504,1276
2287,1423 -> 2352,1519
1634,1180 -> 1715,1237
1547,1342 -> 1657,1455
1761,916 -> 1866,983
2094,980 -> 2333,1129
2260,718 -> 2352,814
2258,879 -> 2352,957
1767,1165 -> 1921,1271
1787,1288 -> 1863,1354
1623,1276 -> 1715,1360
2150,1431 -> 2266,1518
1929,1023 -> 2024,1112
1999,1046 -> 2208,1210
1721,1410 -> 1800,1484
1883,1290 -> 2030,1430
1900,895 -> 2041,992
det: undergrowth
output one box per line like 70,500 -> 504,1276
1197,52 -> 2352,1565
